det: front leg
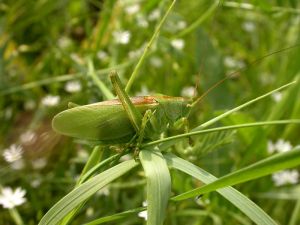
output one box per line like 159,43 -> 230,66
110,71 -> 143,133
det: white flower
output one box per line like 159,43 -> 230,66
148,9 -> 161,21
58,37 -> 72,48
136,14 -> 149,28
181,86 -> 196,98
268,139 -> 293,154
242,21 -> 256,32
11,160 -> 25,170
138,210 -> 148,220
113,30 -> 131,45
31,179 -> 42,188
224,56 -> 245,69
97,50 -> 109,61
41,95 -> 60,106
276,139 -> 293,152
77,149 -> 89,159
0,187 -> 26,209
70,53 -> 84,65
65,80 -> 82,93
24,100 -> 36,110
178,20 -> 187,30
4,108 -> 12,119
138,200 -> 148,220
271,92 -> 282,102
128,45 -> 145,59
3,144 -> 23,162
20,131 -> 36,144
86,207 -> 94,217
125,4 -> 140,15
171,39 -> 185,50
32,158 -> 47,169
272,170 -> 299,186
150,57 -> 163,68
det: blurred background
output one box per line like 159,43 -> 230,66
0,0 -> 300,224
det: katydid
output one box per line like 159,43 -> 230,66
52,72 -> 192,145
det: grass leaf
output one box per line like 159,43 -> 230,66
38,160 -> 138,225
165,153 -> 277,225
139,149 -> 171,225
172,147 -> 300,200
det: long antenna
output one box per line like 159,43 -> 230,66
189,44 -> 300,109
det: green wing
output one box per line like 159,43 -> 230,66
52,103 -> 135,143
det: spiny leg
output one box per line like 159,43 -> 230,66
133,109 -> 154,158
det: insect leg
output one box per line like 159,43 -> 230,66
110,71 -> 143,133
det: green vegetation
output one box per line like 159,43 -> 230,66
1,1 -> 300,225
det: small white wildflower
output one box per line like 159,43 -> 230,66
268,139 -> 293,154
0,187 -> 26,209
178,20 -> 187,30
267,139 -> 293,154
32,158 -> 47,169
125,4 -> 140,15
3,144 -> 23,163
4,108 -> 13,120
136,14 -> 149,28
41,95 -> 60,106
271,92 -> 282,102
58,37 -> 72,49
97,186 -> 110,196
148,9 -> 161,21
272,170 -> 299,186
113,30 -> 131,45
275,139 -> 293,153
70,53 -> 84,65
242,21 -> 256,32
86,207 -> 94,217
224,56 -> 245,69
142,201 -> 147,207
138,210 -> 148,220
11,160 -> 25,170
31,179 -> 42,188
129,49 -> 141,59
24,100 -> 36,110
171,39 -> 185,50
128,45 -> 145,59
20,131 -> 36,144
77,149 -> 89,159
181,86 -> 196,98
97,50 -> 109,61
65,80 -> 82,93
18,45 -> 30,52
150,56 -> 163,68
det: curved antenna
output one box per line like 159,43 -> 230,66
189,44 -> 300,110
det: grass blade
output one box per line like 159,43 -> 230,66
83,207 -> 146,225
38,160 -> 138,225
192,80 -> 297,131
125,0 -> 176,92
139,149 -> 171,225
165,153 -> 277,225
173,146 -> 300,200
143,120 -> 300,148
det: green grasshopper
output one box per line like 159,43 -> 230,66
52,71 -> 192,146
